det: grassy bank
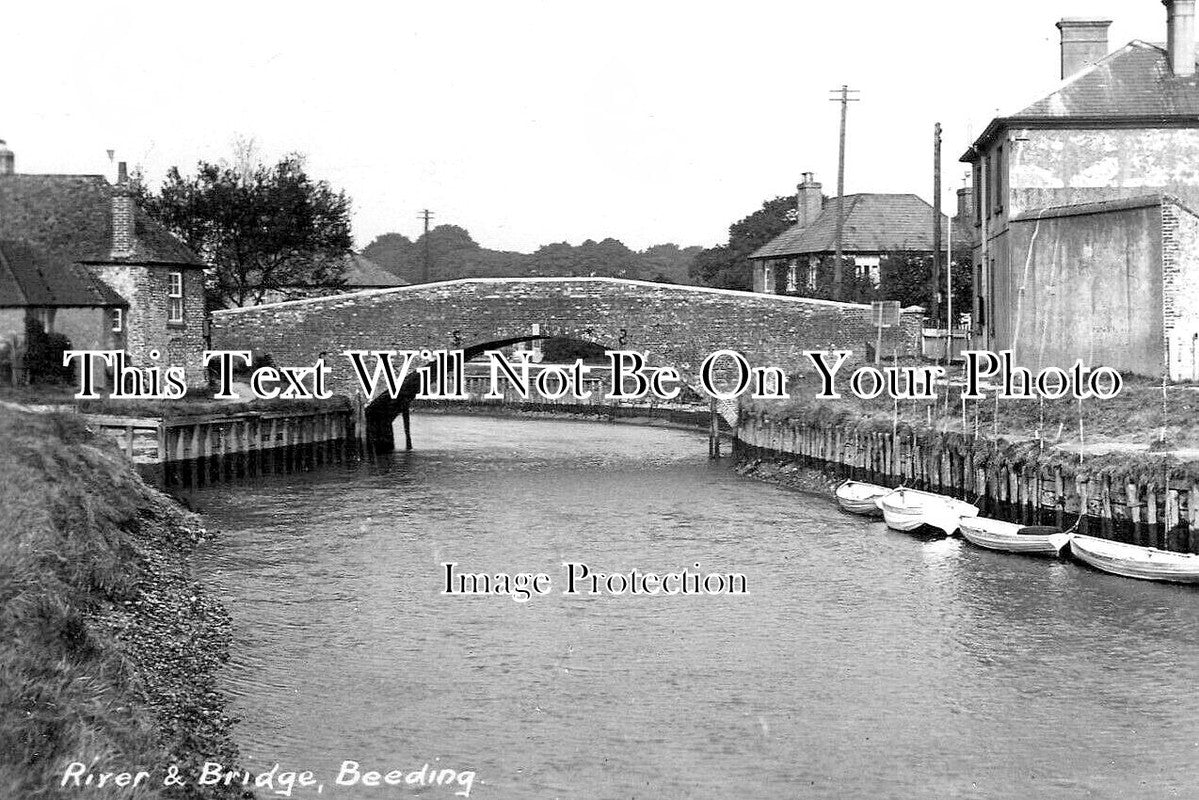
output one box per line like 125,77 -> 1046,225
0,408 -> 246,799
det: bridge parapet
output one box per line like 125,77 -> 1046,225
209,277 -> 923,400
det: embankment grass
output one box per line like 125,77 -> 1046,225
0,408 -> 243,798
744,368 -> 1199,452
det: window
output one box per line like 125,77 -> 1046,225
111,307 -> 123,333
993,145 -> 1005,215
983,154 -> 993,219
806,259 -> 818,291
973,163 -> 982,226
31,307 -> 55,332
168,271 -> 184,323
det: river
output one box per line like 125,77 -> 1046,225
193,415 -> 1199,799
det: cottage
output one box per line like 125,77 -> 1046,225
0,240 -> 127,384
961,1 -> 1199,380
0,143 -> 208,387
748,172 -> 972,300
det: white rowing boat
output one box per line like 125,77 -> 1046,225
876,488 -> 978,536
958,517 -> 1071,556
835,480 -> 889,517
1068,535 -> 1199,583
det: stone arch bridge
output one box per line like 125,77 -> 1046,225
209,277 -> 921,448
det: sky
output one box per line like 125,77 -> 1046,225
1,1 -> 1169,253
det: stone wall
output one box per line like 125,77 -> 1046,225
1162,199 -> 1199,381
210,277 -> 923,398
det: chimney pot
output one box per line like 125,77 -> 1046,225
117,161 -> 128,184
1056,18 -> 1112,79
0,140 -> 13,176
1165,0 -> 1197,78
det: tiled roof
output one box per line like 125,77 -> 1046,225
1017,42 -> 1199,117
965,41 -> 1199,158
0,174 -> 203,267
750,194 -> 968,260
0,239 -> 127,308
344,253 -> 408,287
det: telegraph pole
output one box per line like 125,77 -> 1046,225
932,122 -> 943,327
418,209 -> 435,283
829,85 -> 859,301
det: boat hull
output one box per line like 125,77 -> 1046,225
877,489 -> 978,537
959,518 -> 1070,556
835,480 -> 888,517
1069,535 -> 1199,583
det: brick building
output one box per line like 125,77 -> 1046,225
748,172 -> 973,299
961,1 -> 1199,379
0,143 -> 208,387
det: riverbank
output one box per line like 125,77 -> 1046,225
733,454 -> 840,496
733,411 -> 1199,553
0,407 -> 247,798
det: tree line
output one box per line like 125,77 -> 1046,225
362,228 -> 700,285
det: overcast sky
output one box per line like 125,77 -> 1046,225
2,1 -> 1168,253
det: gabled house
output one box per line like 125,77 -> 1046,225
960,2 -> 1199,379
749,172 -> 972,299
0,143 -> 208,387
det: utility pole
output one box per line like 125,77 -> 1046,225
829,85 -> 859,301
418,209 -> 435,283
932,122 -> 942,327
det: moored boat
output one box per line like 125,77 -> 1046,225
876,488 -> 978,536
1068,535 -> 1199,583
835,480 -> 889,517
959,517 -> 1071,556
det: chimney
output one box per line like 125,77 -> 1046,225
796,172 -> 823,229
1165,0 -> 1196,77
110,161 -> 135,259
1056,18 -> 1112,79
0,140 -> 13,175
956,185 -> 973,224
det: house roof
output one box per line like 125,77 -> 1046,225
0,174 -> 203,267
0,239 -> 127,308
750,194 -> 969,260
963,41 -> 1199,160
344,253 -> 408,287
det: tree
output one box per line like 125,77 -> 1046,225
782,250 -> 972,310
141,154 -> 354,307
362,232 -> 416,279
638,243 -> 702,284
690,195 -> 800,290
